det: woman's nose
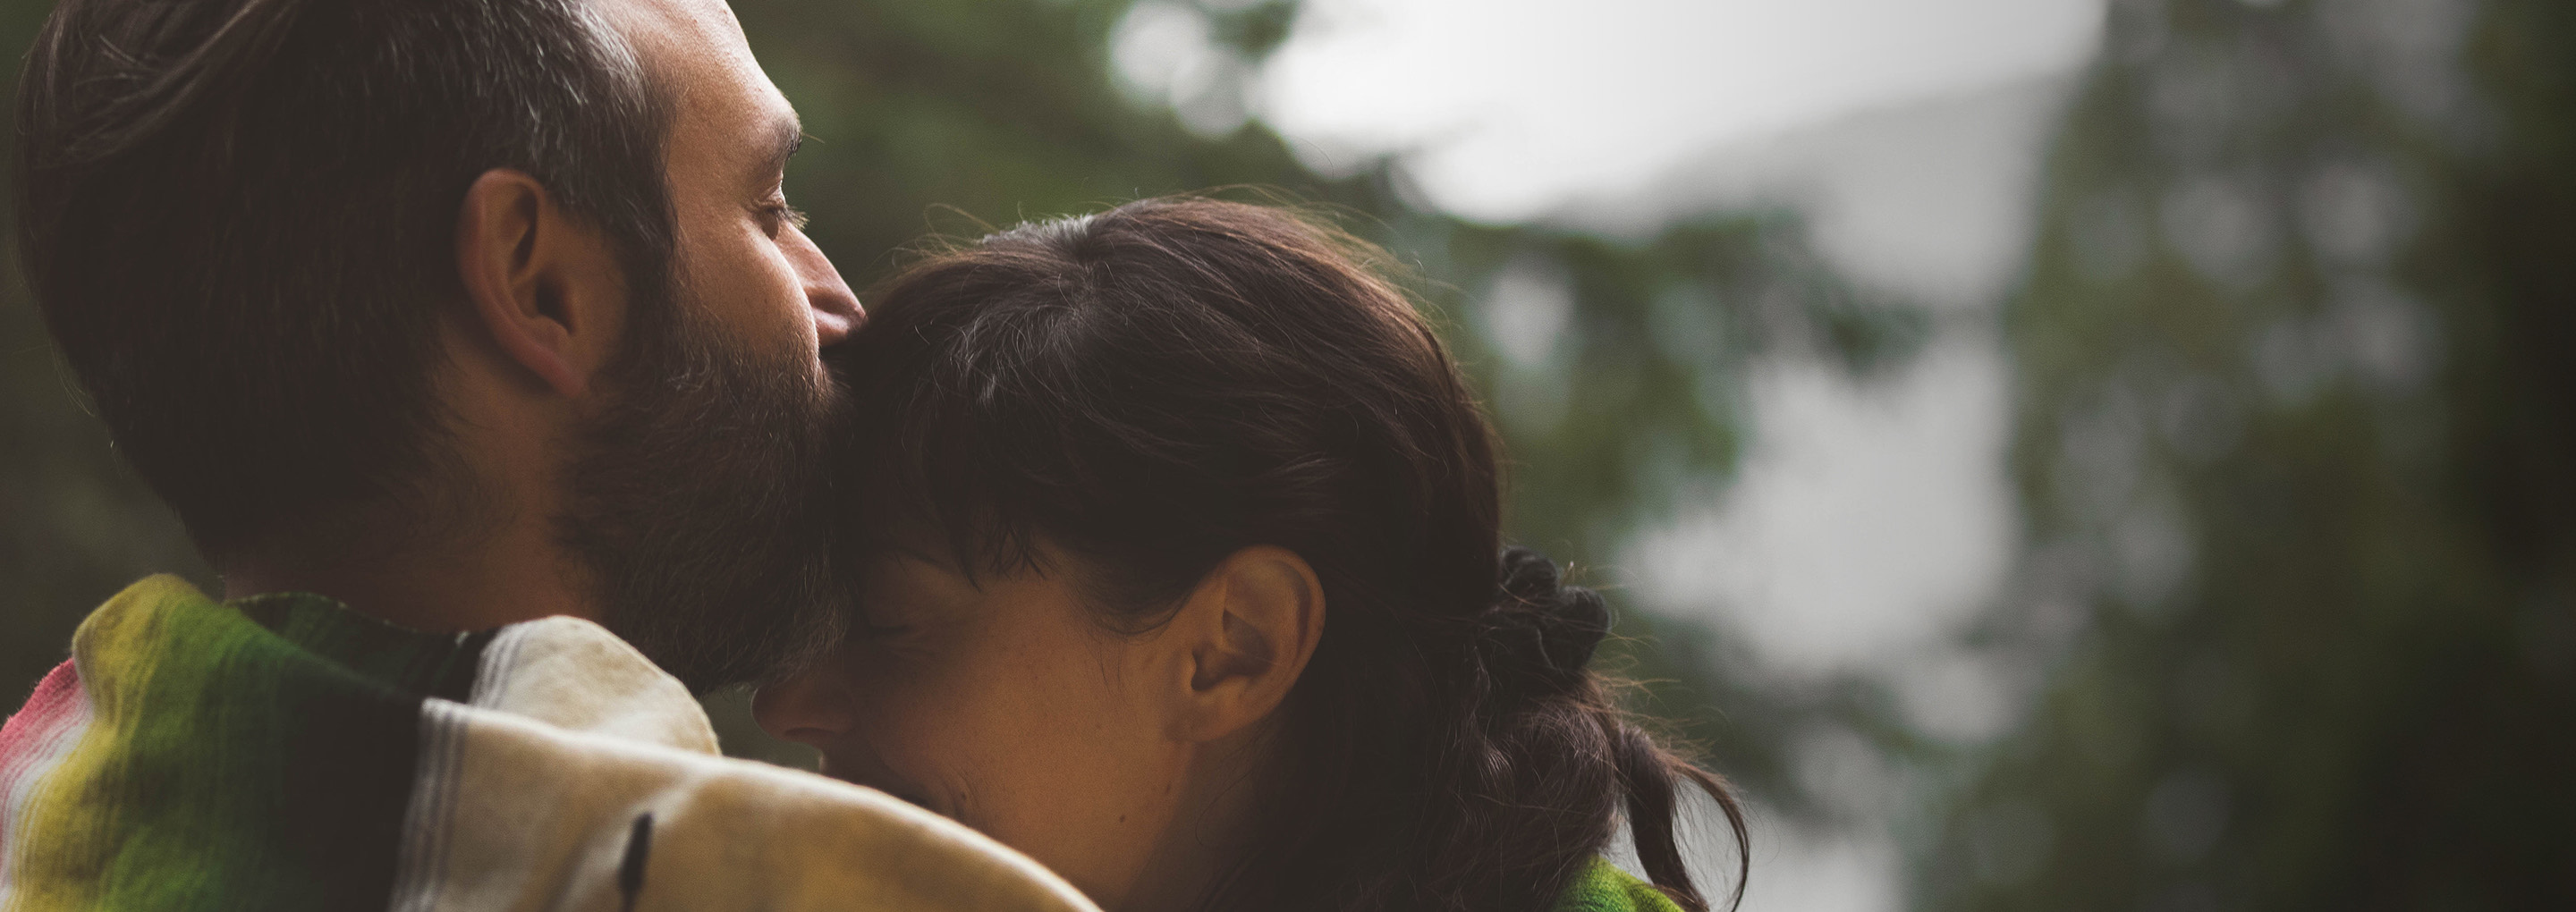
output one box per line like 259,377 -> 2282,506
752,668 -> 858,747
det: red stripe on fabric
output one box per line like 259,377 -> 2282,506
0,661 -> 81,769
0,660 -> 88,872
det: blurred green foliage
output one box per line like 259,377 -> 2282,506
0,0 -> 207,708
1922,0 -> 2576,908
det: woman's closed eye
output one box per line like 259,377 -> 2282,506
850,550 -> 979,646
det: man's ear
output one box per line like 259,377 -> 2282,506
453,168 -> 627,399
1166,545 -> 1326,744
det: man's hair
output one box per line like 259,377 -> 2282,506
18,0 -> 676,559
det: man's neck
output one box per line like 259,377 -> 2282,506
220,519 -> 597,634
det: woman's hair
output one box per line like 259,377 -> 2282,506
828,197 -> 1749,912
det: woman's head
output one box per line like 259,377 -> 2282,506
757,198 -> 1744,912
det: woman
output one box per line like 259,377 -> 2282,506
755,198 -> 1749,912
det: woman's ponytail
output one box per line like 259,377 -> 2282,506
1427,547 -> 1748,912
1479,547 -> 1614,706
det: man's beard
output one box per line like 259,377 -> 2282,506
559,281 -> 848,692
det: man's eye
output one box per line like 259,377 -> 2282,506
759,202 -> 810,237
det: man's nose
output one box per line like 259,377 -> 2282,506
752,668 -> 857,747
788,230 -> 862,346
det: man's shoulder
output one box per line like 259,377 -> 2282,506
463,613 -> 723,754
402,699 -> 1097,912
0,577 -> 1097,912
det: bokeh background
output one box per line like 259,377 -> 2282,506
4,0 -> 2572,908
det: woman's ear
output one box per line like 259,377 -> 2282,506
1167,545 -> 1326,743
453,168 -> 628,399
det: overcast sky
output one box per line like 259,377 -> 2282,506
1256,0 -> 2106,222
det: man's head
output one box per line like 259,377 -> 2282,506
19,0 -> 860,688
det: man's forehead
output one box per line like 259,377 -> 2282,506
594,0 -> 784,117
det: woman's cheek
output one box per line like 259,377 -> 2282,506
886,653 -> 1001,798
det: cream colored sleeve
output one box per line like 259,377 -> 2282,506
391,701 -> 1100,912
386,614 -> 1098,912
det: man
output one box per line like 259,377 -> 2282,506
0,0 -> 1093,908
